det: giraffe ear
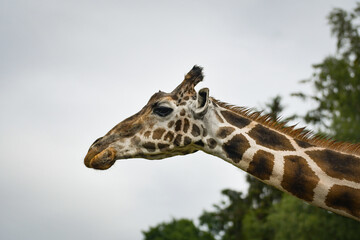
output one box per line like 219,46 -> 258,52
194,88 -> 209,118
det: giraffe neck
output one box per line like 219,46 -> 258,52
202,98 -> 360,220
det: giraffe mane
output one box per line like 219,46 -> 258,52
212,98 -> 360,156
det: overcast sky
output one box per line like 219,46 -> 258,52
0,1 -> 356,239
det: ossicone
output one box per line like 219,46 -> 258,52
171,65 -> 204,96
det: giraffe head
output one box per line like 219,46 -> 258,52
84,66 -> 211,170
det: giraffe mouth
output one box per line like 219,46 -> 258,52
84,147 -> 117,170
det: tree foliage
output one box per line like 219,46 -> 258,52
293,3 -> 360,142
142,218 -> 215,240
263,195 -> 359,240
199,189 -> 248,240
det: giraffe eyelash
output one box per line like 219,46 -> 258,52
153,106 -> 173,117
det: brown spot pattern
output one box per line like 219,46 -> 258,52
180,109 -> 186,116
175,120 -> 182,132
152,128 -> 166,140
174,134 -> 182,146
326,184 -> 360,218
202,125 -> 208,137
163,131 -> 174,142
248,125 -> 295,151
195,140 -> 205,147
222,134 -> 250,163
221,110 -> 250,129
247,150 -> 274,181
158,143 -> 170,151
168,121 -> 175,128
207,138 -> 217,149
184,136 -> 192,145
306,150 -> 360,183
116,123 -> 143,138
295,139 -> 313,148
144,131 -> 151,138
216,127 -> 235,139
183,118 -> 190,133
281,155 -> 319,202
131,136 -> 141,145
142,142 -> 156,152
191,124 -> 201,137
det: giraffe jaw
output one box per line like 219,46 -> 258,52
84,144 -> 200,170
84,147 -> 117,170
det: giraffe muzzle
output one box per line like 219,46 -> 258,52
84,147 -> 117,170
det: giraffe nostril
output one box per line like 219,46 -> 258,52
92,137 -> 103,146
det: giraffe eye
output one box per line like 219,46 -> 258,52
153,106 -> 173,117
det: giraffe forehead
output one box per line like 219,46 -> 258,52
147,91 -> 172,103
148,91 -> 195,111
107,95 -> 176,137
121,94 -> 189,129
146,91 -> 180,108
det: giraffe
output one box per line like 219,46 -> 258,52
84,66 -> 360,221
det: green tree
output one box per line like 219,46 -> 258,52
199,189 -> 248,240
262,95 -> 295,122
142,218 -> 215,240
293,3 -> 360,142
259,194 -> 359,240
